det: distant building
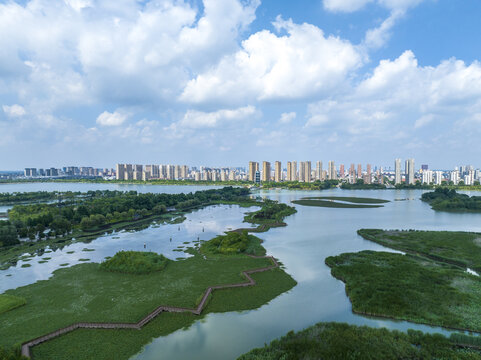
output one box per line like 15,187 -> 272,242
328,161 -> 336,180
287,162 -> 293,181
315,161 -> 323,180
357,164 -> 362,179
405,159 -> 415,185
395,159 -> 401,185
124,164 -> 133,180
133,164 -> 143,180
249,161 -> 259,182
274,161 -> 282,182
422,170 -> 433,184
339,164 -> 345,179
262,161 -> 271,182
287,161 -> 297,181
116,164 -> 125,180
450,171 -> 459,185
254,170 -> 261,184
366,164 -> 372,184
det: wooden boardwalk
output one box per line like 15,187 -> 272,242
21,254 -> 279,358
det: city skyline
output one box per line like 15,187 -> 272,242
16,159 -> 481,187
1,1 -> 481,169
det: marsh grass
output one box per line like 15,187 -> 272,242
0,294 -> 26,315
326,251 -> 481,332
238,322 -> 481,360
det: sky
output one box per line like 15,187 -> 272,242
1,0 -> 481,170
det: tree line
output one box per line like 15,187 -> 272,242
0,187 -> 250,247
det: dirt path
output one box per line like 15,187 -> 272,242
21,254 -> 279,358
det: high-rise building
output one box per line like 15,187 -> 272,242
366,164 -> 372,184
357,164 -> 362,179
422,170 -> 433,184
299,161 -> 311,183
167,165 -> 175,180
339,164 -> 345,179
395,159 -> 401,185
151,165 -> 160,178
291,161 -> 297,181
116,164 -> 125,180
133,164 -> 143,180
274,161 -> 282,182
262,161 -> 271,182
315,161 -> 323,180
450,171 -> 459,185
299,161 -> 306,182
434,171 -> 443,185
249,161 -> 259,182
124,164 -> 133,180
328,161 -> 337,180
287,162 -> 293,181
405,158 -> 415,185
180,165 -> 189,179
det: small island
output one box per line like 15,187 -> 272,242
421,188 -> 481,212
326,229 -> 481,333
292,196 -> 389,208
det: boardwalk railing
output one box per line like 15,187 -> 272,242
21,254 -> 279,358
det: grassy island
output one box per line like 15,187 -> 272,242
200,231 -> 265,256
0,244 -> 296,359
421,188 -> 481,212
238,322 -> 481,360
358,229 -> 481,272
327,229 -> 481,333
326,250 -> 481,332
0,196 -> 297,359
292,196 -> 388,208
100,251 -> 169,274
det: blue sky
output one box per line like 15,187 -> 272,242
1,0 -> 481,170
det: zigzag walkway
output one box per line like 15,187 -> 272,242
21,254 -> 279,358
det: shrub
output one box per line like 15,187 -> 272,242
100,251 -> 169,274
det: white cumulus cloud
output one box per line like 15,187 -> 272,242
181,16 -> 363,105
2,104 -> 26,117
96,110 -> 129,126
279,112 -> 297,124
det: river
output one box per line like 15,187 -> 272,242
1,183 -> 481,359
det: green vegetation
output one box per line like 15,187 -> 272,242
358,229 -> 481,272
292,198 -> 384,208
357,229 -> 481,273
0,191 -> 61,205
341,179 -> 386,190
261,179 -> 339,190
238,322 -> 481,360
326,250 -> 481,332
422,188 -> 481,212
0,346 -> 26,360
31,268 -> 296,360
303,196 -> 389,204
100,251 -> 169,274
200,231 -> 265,256
0,247 -> 295,359
0,294 -> 26,314
0,187 -> 254,269
243,200 -> 296,230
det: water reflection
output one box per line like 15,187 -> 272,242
0,204 -> 258,293
133,188 -> 481,360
